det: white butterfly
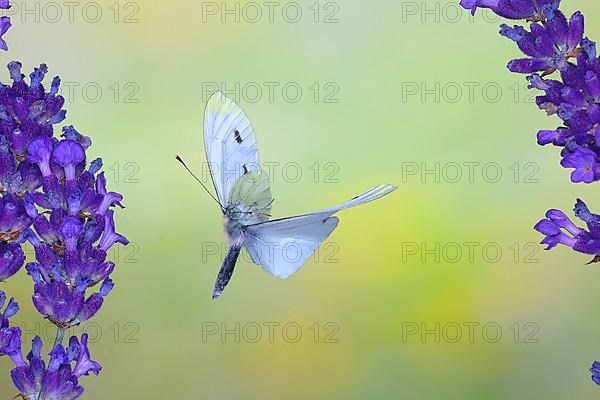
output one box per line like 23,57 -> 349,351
179,92 -> 397,299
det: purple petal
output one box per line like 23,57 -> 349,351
73,334 -> 102,378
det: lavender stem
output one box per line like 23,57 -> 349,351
54,327 -> 66,348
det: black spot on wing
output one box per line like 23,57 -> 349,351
234,130 -> 243,144
242,165 -> 249,174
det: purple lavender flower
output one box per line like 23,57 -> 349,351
460,0 -> 559,20
30,279 -> 113,328
0,16 -> 10,51
0,62 -> 65,199
460,0 -> 600,385
534,200 -> 600,256
463,1 -> 600,184
0,0 -> 11,51
1,301 -> 100,400
560,148 -> 599,183
0,242 -> 24,281
0,194 -> 32,242
23,140 -> 126,328
500,10 -> 583,73
0,292 -> 23,370
0,290 -> 19,331
591,361 -> 600,385
0,62 -> 127,397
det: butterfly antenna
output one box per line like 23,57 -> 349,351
175,155 -> 224,211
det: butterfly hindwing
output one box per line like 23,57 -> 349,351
243,184 -> 397,278
227,170 -> 273,225
244,215 -> 340,279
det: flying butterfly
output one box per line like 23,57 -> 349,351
177,92 -> 397,299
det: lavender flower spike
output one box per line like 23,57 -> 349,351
7,333 -> 101,400
461,0 -> 600,183
0,62 -> 128,397
460,0 -> 600,386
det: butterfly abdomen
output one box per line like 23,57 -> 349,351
212,244 -> 242,299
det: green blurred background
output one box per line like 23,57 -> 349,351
1,0 -> 600,398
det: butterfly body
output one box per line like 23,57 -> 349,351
224,213 -> 244,246
197,92 -> 397,299
223,169 -> 273,242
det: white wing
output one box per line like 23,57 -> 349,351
244,215 -> 340,279
204,92 -> 261,207
244,184 -> 397,278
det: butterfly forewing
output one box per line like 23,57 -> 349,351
204,92 -> 262,207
